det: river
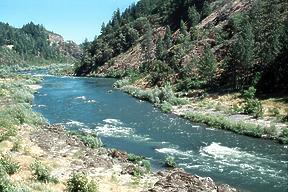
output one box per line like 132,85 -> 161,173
32,75 -> 288,192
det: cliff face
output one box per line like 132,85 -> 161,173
48,33 -> 82,60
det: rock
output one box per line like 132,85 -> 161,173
217,184 -> 237,192
149,169 -> 236,192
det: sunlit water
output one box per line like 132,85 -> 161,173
32,76 -> 288,192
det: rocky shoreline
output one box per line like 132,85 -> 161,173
31,124 -> 237,192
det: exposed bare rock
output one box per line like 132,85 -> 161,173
148,169 -> 237,192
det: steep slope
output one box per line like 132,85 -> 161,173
0,22 -> 82,65
77,0 -> 288,94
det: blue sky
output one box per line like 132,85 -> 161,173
0,0 -> 137,44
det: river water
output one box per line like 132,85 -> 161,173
32,76 -> 288,192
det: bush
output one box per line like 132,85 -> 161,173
113,78 -> 131,88
30,161 -> 57,183
243,87 -> 263,118
0,167 -> 14,192
70,132 -> 103,149
280,128 -> 288,144
6,104 -> 45,126
128,153 -> 151,173
67,172 -> 98,192
159,101 -> 173,113
0,156 -> 20,175
164,156 -> 176,168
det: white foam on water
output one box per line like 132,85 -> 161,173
198,142 -> 288,183
155,147 -> 193,157
103,119 -> 123,125
95,124 -> 133,138
75,96 -> 86,100
37,105 -> 46,108
86,99 -> 96,103
65,120 -> 87,127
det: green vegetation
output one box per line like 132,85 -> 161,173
242,87 -> 263,118
128,153 -> 151,174
164,156 -> 176,168
0,156 -> 20,175
67,172 -> 98,192
30,161 -> 58,183
0,22 -> 79,66
70,132 -> 103,149
183,112 -> 273,138
77,0 -> 288,94
0,74 -> 46,142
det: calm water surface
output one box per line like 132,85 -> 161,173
33,76 -> 288,192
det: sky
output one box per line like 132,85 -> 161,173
0,0 -> 137,44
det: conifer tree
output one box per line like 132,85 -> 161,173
202,1 -> 212,19
188,6 -> 200,28
155,38 -> 165,60
164,26 -> 173,49
141,22 -> 153,70
198,45 -> 217,83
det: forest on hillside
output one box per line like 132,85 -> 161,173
77,0 -> 288,94
0,22 -> 80,65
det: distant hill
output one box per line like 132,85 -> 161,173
76,0 -> 288,93
0,22 -> 82,65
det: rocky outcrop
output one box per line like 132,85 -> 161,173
48,33 -> 82,60
148,169 -> 237,192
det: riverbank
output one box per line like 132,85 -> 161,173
114,79 -> 288,144
0,73 -> 238,191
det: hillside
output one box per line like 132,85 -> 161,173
76,0 -> 288,94
0,22 -> 82,66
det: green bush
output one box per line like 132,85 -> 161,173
128,153 -> 151,173
67,172 -> 98,192
0,156 -> 20,175
6,104 -> 45,126
70,132 -> 103,149
242,87 -> 263,118
113,78 -> 131,88
164,156 -> 176,168
280,128 -> 288,144
159,101 -> 173,113
30,161 -> 57,183
0,167 -> 14,192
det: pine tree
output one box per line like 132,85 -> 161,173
164,26 -> 173,49
228,17 -> 254,90
198,45 -> 217,84
141,22 -> 153,70
188,6 -> 200,28
155,38 -> 165,60
251,0 -> 282,65
178,20 -> 189,44
202,1 -> 212,19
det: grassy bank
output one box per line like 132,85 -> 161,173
114,79 -> 288,144
0,69 -> 155,191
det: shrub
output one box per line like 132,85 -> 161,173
67,172 -> 98,192
242,87 -> 263,118
280,128 -> 288,144
165,156 -> 176,168
113,78 -> 131,88
159,101 -> 173,113
30,161 -> 57,183
71,133 -> 103,149
128,153 -> 151,173
6,104 -> 46,126
0,167 -> 14,192
0,156 -> 20,175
